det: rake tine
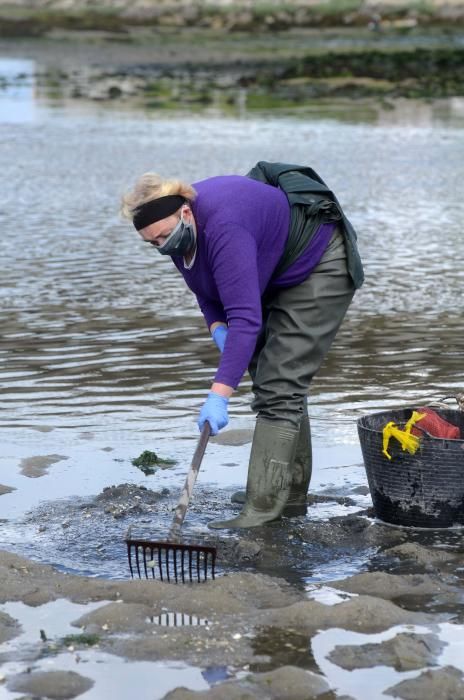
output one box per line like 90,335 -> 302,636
158,547 -> 163,581
189,551 -> 193,582
135,545 -> 142,579
173,548 -> 178,583
149,547 -> 155,579
127,543 -> 134,579
165,548 -> 170,583
196,550 -> 200,583
204,551 -> 208,581
142,546 -> 149,579
181,549 -> 185,584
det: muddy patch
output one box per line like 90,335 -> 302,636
0,610 -> 21,644
385,665 -> 464,699
328,632 -> 446,671
19,453 -> 69,478
163,666 -> 331,700
0,548 -> 462,699
12,480 -> 464,589
8,669 -> 94,698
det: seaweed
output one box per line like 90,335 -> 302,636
131,450 -> 176,475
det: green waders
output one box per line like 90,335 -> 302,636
208,226 -> 355,530
230,400 -> 312,517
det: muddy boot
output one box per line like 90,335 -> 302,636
284,414 -> 312,517
208,418 -> 298,530
231,413 -> 312,518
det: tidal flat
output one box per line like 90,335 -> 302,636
1,12 -> 464,698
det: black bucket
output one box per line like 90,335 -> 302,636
357,407 -> 464,528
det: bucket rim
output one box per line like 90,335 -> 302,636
357,406 -> 464,443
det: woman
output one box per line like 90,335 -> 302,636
121,162 -> 363,530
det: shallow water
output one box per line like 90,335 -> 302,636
1,56 -> 464,584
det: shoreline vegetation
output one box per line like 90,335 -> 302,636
2,0 -> 464,34
0,1 -> 464,107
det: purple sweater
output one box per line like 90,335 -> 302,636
171,176 -> 334,389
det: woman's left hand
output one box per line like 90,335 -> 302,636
212,325 -> 228,353
198,391 -> 229,435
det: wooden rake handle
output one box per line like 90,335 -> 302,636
169,421 -> 211,538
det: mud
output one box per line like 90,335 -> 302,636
0,484 -> 15,496
0,539 -> 463,698
19,453 -> 69,478
163,666 -> 331,700
5,481 -> 464,696
0,611 -> 20,644
385,666 -> 464,699
328,632 -> 446,671
8,669 -> 94,698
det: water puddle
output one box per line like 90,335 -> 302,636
312,622 -> 464,700
305,585 -> 359,605
250,626 -> 317,674
0,599 -> 218,699
0,599 -> 109,658
0,652 -> 211,700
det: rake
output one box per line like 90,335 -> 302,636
126,421 -> 217,583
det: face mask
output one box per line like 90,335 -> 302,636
157,216 -> 196,257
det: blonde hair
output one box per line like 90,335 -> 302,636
120,173 -> 197,220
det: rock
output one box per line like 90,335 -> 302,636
0,484 -> 15,496
331,571 -> 455,601
245,666 -> 330,699
385,665 -> 464,699
163,665 -> 330,699
234,539 -> 262,561
350,485 -> 370,495
261,595 -> 432,634
8,670 -> 94,699
95,484 -> 165,504
329,632 -> 445,671
384,543 -> 458,567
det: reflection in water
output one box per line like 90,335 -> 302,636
148,612 -> 209,627
0,58 -> 36,123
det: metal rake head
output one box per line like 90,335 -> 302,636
126,535 -> 217,583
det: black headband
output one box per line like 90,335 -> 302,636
132,194 -> 186,231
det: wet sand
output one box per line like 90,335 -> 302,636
1,514 -> 464,698
2,481 -> 464,697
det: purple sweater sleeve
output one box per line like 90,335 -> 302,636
206,224 -> 263,388
195,294 -> 227,329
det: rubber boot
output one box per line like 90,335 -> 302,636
208,418 -> 298,529
231,413 -> 312,518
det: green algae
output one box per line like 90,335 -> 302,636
131,450 -> 176,475
62,633 -> 100,647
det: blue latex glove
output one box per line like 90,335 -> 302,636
198,391 -> 229,435
212,325 -> 228,353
